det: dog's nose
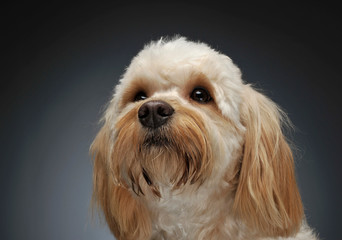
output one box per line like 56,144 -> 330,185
138,100 -> 174,128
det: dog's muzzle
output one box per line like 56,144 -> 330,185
138,100 -> 174,129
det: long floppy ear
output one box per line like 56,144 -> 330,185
233,85 -> 304,237
91,124 -> 151,240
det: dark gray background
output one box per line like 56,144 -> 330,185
1,2 -> 341,240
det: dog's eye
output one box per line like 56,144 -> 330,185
190,87 -> 212,103
134,91 -> 148,102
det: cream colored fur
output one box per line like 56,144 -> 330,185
91,37 -> 318,240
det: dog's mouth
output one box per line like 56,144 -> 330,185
142,128 -> 172,148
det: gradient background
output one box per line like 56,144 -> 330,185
2,2 -> 341,240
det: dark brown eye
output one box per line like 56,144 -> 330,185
190,87 -> 212,103
134,91 -> 148,102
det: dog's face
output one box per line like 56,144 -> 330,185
91,37 -> 304,239
107,38 -> 245,194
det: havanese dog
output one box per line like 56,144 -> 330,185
91,37 -> 317,240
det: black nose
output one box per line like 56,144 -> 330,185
138,100 -> 174,128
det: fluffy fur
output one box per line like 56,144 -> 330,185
91,37 -> 317,240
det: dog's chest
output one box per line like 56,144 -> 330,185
148,198 -> 206,239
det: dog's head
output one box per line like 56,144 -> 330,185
91,37 -> 303,239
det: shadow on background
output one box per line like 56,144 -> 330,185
1,2 -> 341,240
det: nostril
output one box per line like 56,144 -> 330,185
138,100 -> 174,128
157,103 -> 174,117
138,104 -> 149,119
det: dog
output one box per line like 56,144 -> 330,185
91,37 -> 317,240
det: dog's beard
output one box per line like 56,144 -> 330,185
110,103 -> 213,197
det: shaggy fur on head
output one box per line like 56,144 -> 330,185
91,37 -> 317,240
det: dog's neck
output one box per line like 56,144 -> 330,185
140,178 -> 246,240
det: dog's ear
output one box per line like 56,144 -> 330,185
233,85 -> 303,237
91,124 -> 151,240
